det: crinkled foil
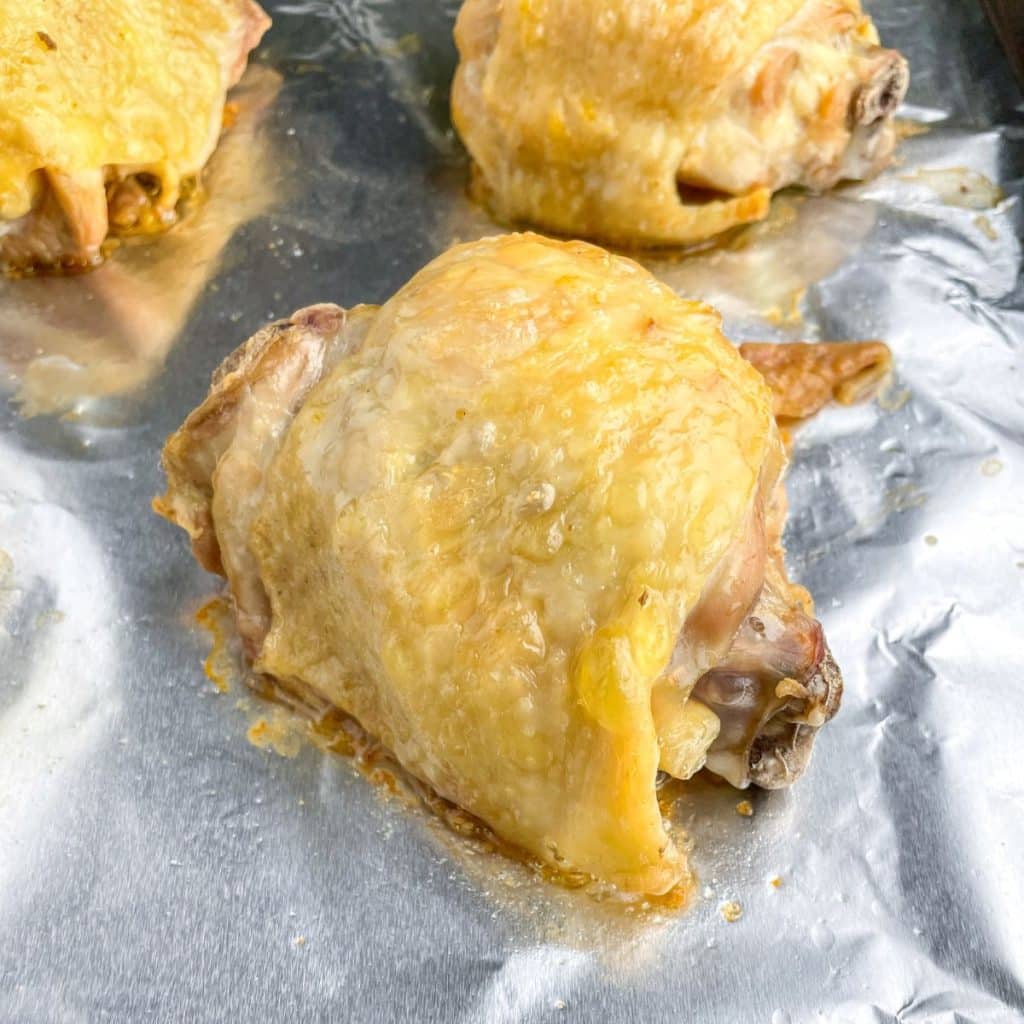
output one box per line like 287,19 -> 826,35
1,2 -> 1022,1021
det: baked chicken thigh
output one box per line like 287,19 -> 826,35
157,233 -> 845,894
452,0 -> 909,246
0,0 -> 270,274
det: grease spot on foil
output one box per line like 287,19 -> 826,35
33,608 -> 64,629
885,482 -> 927,512
973,214 -> 998,240
720,900 -> 743,923
981,457 -> 1003,477
899,167 -> 1005,209
377,31 -> 421,58
894,118 -> 931,141
877,381 -> 910,412
195,596 -> 241,693
0,549 -> 15,621
247,709 -> 305,759
762,286 -> 805,327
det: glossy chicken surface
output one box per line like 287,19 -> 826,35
452,0 -> 908,246
0,0 -> 270,274
156,234 -> 844,894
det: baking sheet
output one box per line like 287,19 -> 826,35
1,1 -> 1023,1020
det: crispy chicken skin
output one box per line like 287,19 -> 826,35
156,234 -> 847,894
452,0 -> 909,246
739,340 -> 892,422
0,0 -> 270,275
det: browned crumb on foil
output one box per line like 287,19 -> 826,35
194,596 -> 239,693
720,900 -> 743,922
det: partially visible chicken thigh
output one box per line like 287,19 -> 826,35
452,0 -> 908,246
0,67 -> 280,417
0,0 -> 270,274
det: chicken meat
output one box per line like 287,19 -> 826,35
156,233 -> 853,894
452,0 -> 909,246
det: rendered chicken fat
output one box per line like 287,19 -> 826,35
156,234 -> 843,893
452,0 -> 909,245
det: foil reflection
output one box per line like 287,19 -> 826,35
645,192 -> 879,328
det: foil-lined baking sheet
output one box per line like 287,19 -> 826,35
1,1 -> 1022,1020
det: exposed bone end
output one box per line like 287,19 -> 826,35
851,51 -> 909,128
806,49 -> 911,189
47,169 -> 109,256
748,645 -> 843,789
694,589 -> 845,791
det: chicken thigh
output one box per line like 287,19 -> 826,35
452,0 -> 908,246
156,233 -> 847,894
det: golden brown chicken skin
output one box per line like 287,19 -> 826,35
452,0 -> 908,246
156,234 -> 849,894
0,0 -> 270,275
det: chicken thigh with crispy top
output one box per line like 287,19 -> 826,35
452,0 -> 908,246
153,235 -> 874,893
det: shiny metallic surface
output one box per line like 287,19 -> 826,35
1,1 -> 1022,1020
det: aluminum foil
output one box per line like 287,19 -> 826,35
1,1 -> 1022,1020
